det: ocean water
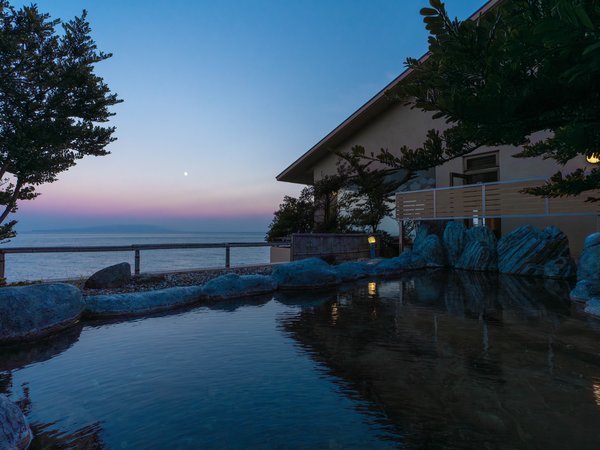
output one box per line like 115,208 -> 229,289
2,271 -> 599,449
0,232 -> 270,283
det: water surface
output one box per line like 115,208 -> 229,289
2,270 -> 600,449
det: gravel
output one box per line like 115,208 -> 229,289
81,264 -> 274,297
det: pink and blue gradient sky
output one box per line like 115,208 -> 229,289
13,0 -> 482,232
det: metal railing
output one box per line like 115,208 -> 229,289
396,177 -> 600,221
0,242 -> 289,281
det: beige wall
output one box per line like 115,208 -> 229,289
311,102 -> 438,235
312,102 -> 439,182
435,132 -> 594,188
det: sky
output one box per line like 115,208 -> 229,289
11,0 -> 483,232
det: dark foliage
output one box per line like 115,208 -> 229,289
336,146 -> 412,233
369,0 -> 600,201
0,1 -> 121,240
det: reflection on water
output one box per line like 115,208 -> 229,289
282,270 -> 600,449
1,270 -> 600,448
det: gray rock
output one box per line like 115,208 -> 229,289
203,273 -> 277,299
544,256 -> 577,279
272,258 -> 340,290
0,395 -> 32,450
443,222 -> 466,267
455,226 -> 498,271
0,283 -> 82,343
372,250 -> 426,276
84,285 -> 204,318
497,225 -> 575,278
455,240 -> 498,271
85,262 -> 131,289
413,229 -> 446,267
570,280 -> 600,303
583,298 -> 600,318
467,226 -> 497,249
577,232 -> 600,281
334,261 -> 373,281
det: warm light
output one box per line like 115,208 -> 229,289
594,382 -> 600,407
368,236 -> 377,244
587,153 -> 600,164
368,282 -> 377,296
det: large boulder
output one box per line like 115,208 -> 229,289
272,258 -> 340,290
443,222 -> 466,267
583,298 -> 600,318
203,274 -> 277,299
413,228 -> 446,267
497,225 -> 575,278
85,262 -> 131,289
334,261 -> 374,282
570,279 -> 600,303
577,233 -> 600,281
455,226 -> 498,271
0,283 -> 82,343
84,285 -> 204,318
371,250 -> 426,276
0,395 -> 32,449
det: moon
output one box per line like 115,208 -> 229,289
183,171 -> 188,177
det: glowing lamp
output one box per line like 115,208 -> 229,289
368,236 -> 377,244
587,153 -> 600,164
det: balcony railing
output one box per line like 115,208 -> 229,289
396,177 -> 600,221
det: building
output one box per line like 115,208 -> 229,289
277,0 -> 599,256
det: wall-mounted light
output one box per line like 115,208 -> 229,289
368,236 -> 377,244
587,153 -> 600,164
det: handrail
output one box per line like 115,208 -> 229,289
0,241 -> 289,281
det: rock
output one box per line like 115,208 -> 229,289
570,280 -> 600,303
0,283 -> 82,343
455,241 -> 498,271
543,256 -> 577,279
497,225 -> 575,278
203,274 -> 277,299
371,250 -> 426,276
84,285 -> 204,318
0,395 -> 32,450
443,222 -> 466,267
583,298 -> 600,318
467,226 -> 497,249
272,258 -> 340,290
334,261 -> 373,281
413,229 -> 446,267
85,262 -> 131,289
455,226 -> 498,271
577,232 -> 600,281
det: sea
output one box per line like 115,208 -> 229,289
0,231 -> 270,283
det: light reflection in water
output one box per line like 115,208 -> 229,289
330,302 -> 339,325
593,382 -> 600,407
368,282 -> 377,297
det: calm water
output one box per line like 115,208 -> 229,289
2,271 -> 600,449
1,232 -> 270,282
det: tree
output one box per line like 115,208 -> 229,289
312,173 -> 349,233
370,0 -> 600,201
0,2 -> 121,240
336,145 -> 411,233
266,187 -> 315,241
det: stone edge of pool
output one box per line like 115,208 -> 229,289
2,223 -> 600,345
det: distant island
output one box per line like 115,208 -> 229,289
29,224 -> 179,234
